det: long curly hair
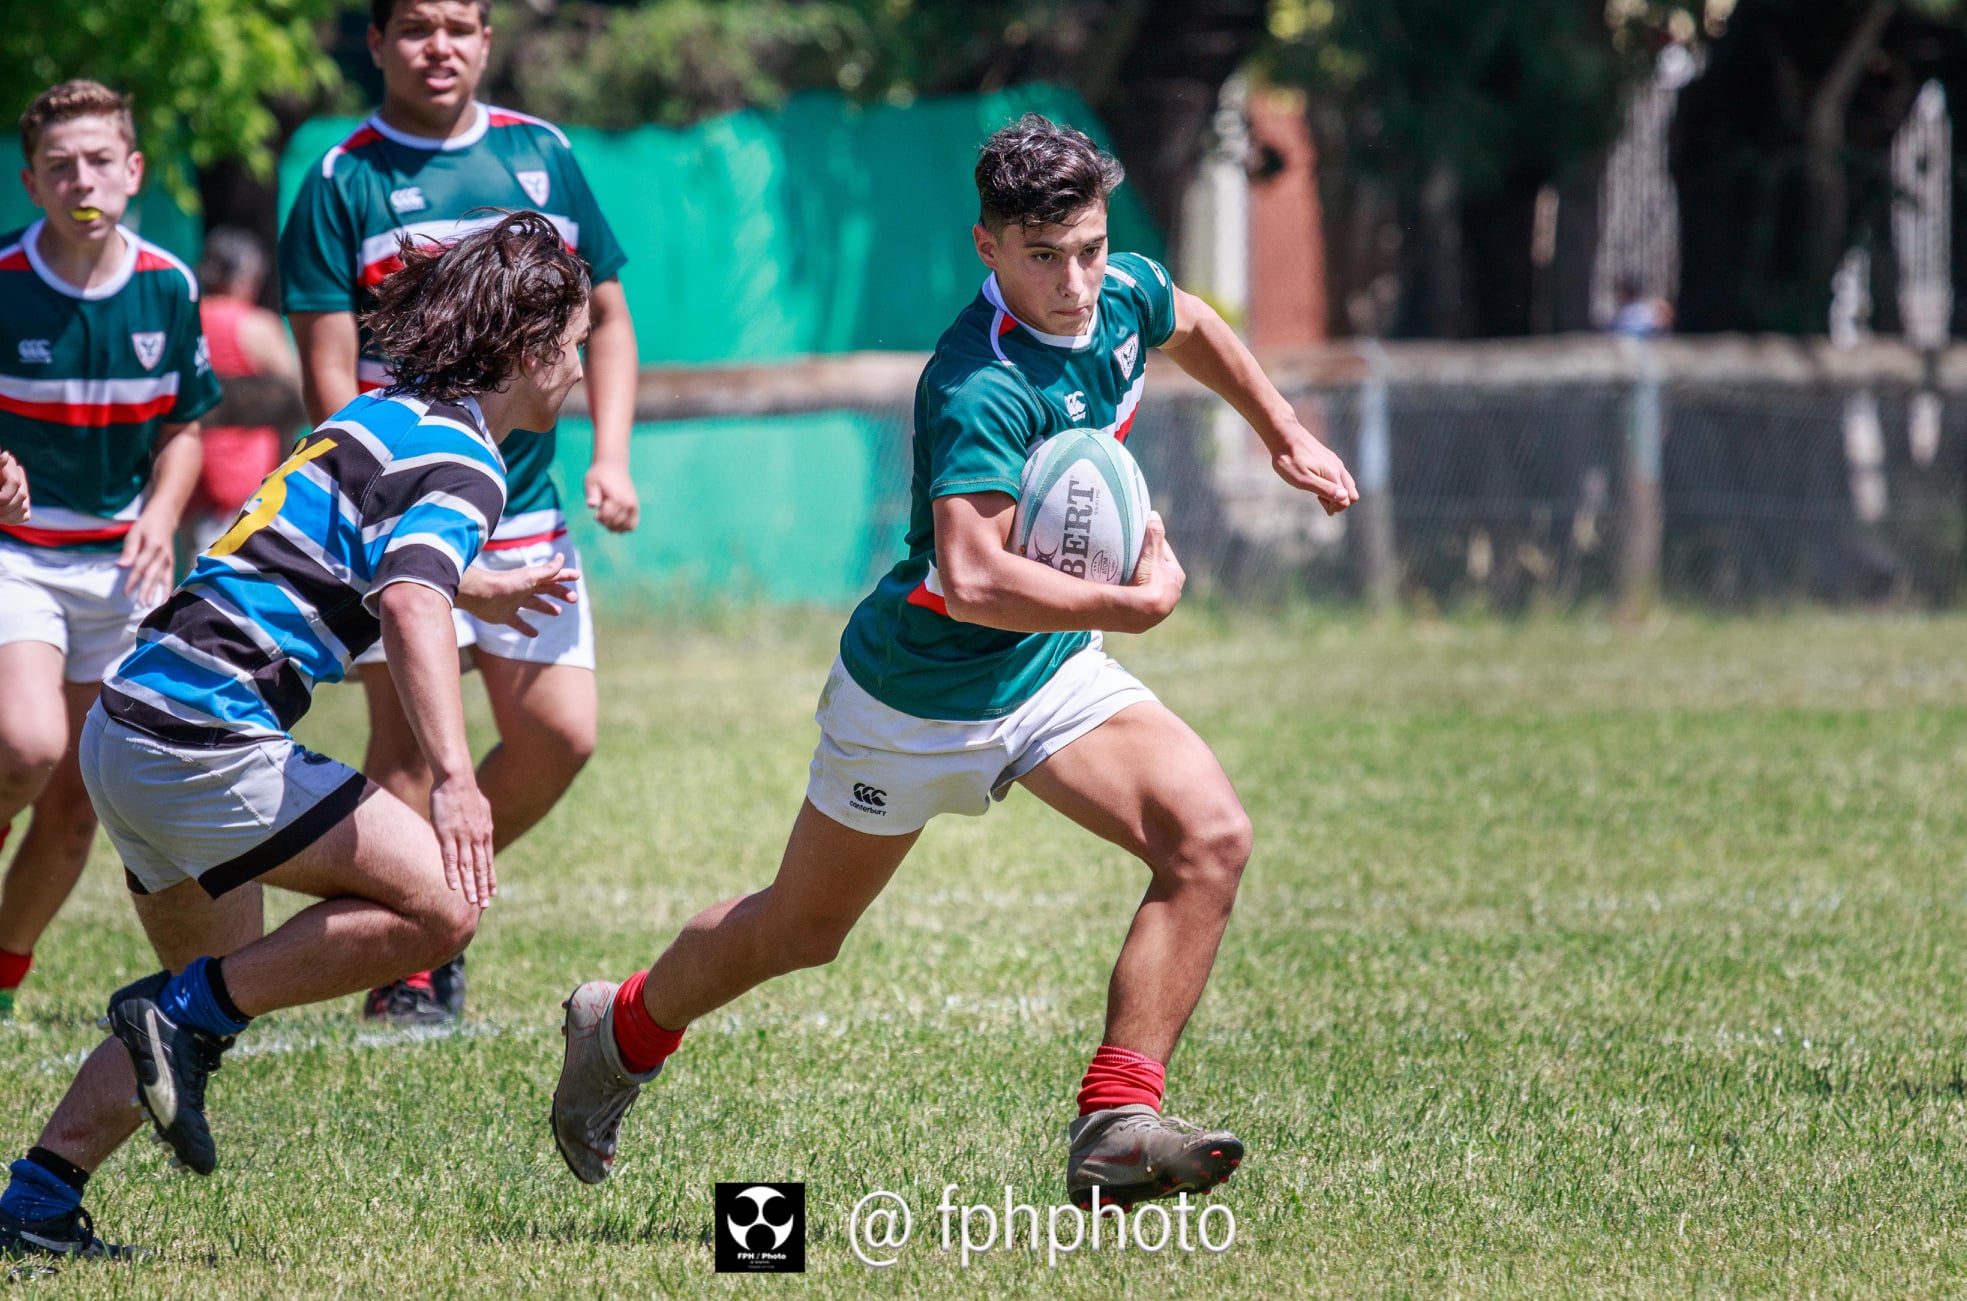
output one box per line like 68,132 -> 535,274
361,210 -> 592,402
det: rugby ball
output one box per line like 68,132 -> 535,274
1011,428 -> 1150,584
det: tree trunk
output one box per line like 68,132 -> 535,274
1088,0 -> 1270,246
1803,0 -> 1898,301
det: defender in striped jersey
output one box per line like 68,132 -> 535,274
280,0 -> 641,1024
0,82 -> 219,1020
0,214 -> 591,1265
552,117 -> 1358,1207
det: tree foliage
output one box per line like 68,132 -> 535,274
0,0 -> 341,207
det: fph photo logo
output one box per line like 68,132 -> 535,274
715,1182 -> 806,1273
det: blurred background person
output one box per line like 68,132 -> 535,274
183,227 -> 299,554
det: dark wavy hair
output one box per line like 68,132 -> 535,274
361,211 -> 591,402
976,113 -> 1124,232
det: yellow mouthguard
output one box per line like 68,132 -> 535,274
69,207 -> 103,221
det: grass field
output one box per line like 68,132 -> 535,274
7,608 -> 1967,1297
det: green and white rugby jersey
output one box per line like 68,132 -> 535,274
279,102 -> 627,550
838,251 -> 1177,721
0,222 -> 221,553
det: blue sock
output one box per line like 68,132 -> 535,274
160,956 -> 251,1038
1,1156 -> 81,1223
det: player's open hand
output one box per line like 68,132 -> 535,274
430,775 -> 496,908
0,450 -> 28,526
1271,423 -> 1359,515
117,512 -> 176,604
1125,511 -> 1186,631
456,553 -> 580,637
585,461 -> 640,533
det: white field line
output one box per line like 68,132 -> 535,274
30,1018 -> 531,1075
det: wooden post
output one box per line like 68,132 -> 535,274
1357,340 -> 1397,609
1617,341 -> 1664,617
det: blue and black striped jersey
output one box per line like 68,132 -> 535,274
101,390 -> 506,747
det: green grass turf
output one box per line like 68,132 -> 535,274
7,608 -> 1967,1296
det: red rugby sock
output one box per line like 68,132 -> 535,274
1076,1044 -> 1166,1116
612,969 -> 684,1075
0,948 -> 29,992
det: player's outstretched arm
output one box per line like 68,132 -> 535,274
120,421 -> 202,603
379,581 -> 496,907
0,448 -> 29,524
1158,287 -> 1358,514
935,491 -> 1183,634
288,311 -> 362,426
582,278 -> 641,533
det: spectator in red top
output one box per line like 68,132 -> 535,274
186,228 -> 300,552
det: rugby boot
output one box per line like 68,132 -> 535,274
362,975 -> 451,1027
1065,1104 -> 1244,1209
551,980 -> 661,1184
106,971 -> 232,1176
431,954 -> 467,1018
0,1204 -> 145,1271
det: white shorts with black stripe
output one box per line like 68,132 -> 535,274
78,705 -> 367,898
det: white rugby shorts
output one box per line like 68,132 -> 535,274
79,706 -> 368,898
805,636 -> 1157,836
0,539 -> 154,682
352,533 -> 595,671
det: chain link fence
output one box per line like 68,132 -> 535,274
612,339 -> 1967,611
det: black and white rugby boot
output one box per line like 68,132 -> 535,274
105,971 -> 232,1176
0,1204 -> 144,1272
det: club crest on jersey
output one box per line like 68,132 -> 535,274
1064,391 -> 1087,420
1113,333 -> 1140,379
516,170 -> 551,205
16,339 -> 51,364
131,332 -> 166,370
389,186 -> 428,213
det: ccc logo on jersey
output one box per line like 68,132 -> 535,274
850,782 -> 887,812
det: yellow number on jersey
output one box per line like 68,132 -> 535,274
207,436 -> 339,558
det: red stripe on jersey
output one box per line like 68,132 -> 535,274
1113,411 -> 1137,444
134,249 -> 177,274
0,520 -> 134,547
340,125 -> 384,153
483,526 -> 569,551
356,379 -> 388,393
358,254 -> 406,289
0,249 -> 28,273
997,314 -> 1018,337
0,391 -> 177,425
905,580 -> 949,616
358,239 -> 575,289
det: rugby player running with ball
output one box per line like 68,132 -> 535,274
551,115 -> 1357,1209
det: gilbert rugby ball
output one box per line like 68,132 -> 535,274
1011,428 -> 1151,584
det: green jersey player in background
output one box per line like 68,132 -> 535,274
280,0 -> 641,1025
552,115 -> 1358,1208
0,82 -> 219,1018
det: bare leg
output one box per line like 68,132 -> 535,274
34,881 -> 265,1171
474,657 -> 596,850
1016,702 -> 1253,1064
216,786 -> 479,1014
358,661 -> 432,815
0,681 -> 104,954
638,800 -> 919,1029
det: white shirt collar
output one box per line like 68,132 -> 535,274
367,101 -> 490,151
982,273 -> 1100,350
22,219 -> 140,300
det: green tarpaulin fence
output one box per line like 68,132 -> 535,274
279,86 -> 1161,607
